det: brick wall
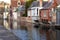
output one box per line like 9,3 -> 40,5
11,0 -> 18,7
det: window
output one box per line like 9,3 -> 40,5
37,8 -> 38,15
44,11 -> 47,17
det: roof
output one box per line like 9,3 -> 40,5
18,5 -> 25,12
43,2 -> 53,9
28,1 -> 55,10
20,6 -> 25,11
31,1 -> 40,7
28,1 -> 40,9
42,2 -> 48,7
28,1 -> 53,10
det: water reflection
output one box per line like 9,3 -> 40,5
3,19 -> 47,40
13,21 -> 17,29
32,28 -> 40,40
12,30 -> 28,40
3,19 -> 28,40
4,20 -> 10,30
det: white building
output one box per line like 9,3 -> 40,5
27,1 -> 43,22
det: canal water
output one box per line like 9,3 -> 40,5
0,17 -> 57,40
3,19 -> 48,40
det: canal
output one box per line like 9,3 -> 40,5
0,19 -> 57,40
3,19 -> 47,40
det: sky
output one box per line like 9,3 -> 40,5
0,0 -> 11,4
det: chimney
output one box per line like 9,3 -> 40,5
40,0 -> 43,7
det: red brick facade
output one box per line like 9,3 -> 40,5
11,0 -> 18,7
11,0 -> 25,8
40,9 -> 51,22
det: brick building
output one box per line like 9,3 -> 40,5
11,0 -> 26,8
11,0 -> 17,8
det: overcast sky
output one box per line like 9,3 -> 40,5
0,0 -> 11,4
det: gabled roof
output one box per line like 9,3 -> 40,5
28,1 -> 40,9
43,2 -> 53,9
28,1 -> 56,10
42,2 -> 48,7
43,0 -> 60,9
31,1 -> 40,7
28,1 -> 53,9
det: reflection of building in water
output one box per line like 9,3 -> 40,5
3,18 -> 47,40
4,20 -> 18,30
0,1 -> 10,25
3,20 -> 10,30
40,30 -> 47,40
32,28 -> 41,40
13,12 -> 17,20
13,21 -> 18,30
1,1 -> 10,19
10,20 -> 13,29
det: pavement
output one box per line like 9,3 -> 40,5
0,25 -> 20,40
